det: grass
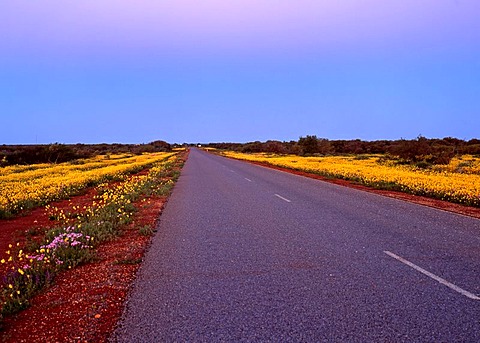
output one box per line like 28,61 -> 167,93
138,225 -> 155,236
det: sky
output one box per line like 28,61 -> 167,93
1,0 -> 479,144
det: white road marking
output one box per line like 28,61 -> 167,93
230,170 -> 236,173
384,250 -> 480,300
244,178 -> 252,182
274,194 -> 291,203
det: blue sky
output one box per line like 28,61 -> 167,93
1,0 -> 479,144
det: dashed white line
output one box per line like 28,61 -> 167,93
384,250 -> 480,300
274,194 -> 291,203
244,178 -> 252,182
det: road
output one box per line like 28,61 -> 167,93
113,148 -> 480,342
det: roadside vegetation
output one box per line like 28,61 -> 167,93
0,140 -> 173,167
0,151 -> 184,324
0,152 -> 176,219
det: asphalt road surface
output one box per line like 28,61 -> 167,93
113,148 -> 480,342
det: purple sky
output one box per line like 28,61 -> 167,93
1,1 -> 479,144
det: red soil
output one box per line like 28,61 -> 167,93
1,195 -> 165,342
0,153 -> 186,342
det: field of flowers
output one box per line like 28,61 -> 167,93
433,155 -> 480,175
0,152 -> 184,317
0,152 -> 175,218
220,151 -> 480,207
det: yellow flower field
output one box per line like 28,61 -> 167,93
433,155 -> 480,175
0,152 -> 176,217
220,151 -> 480,207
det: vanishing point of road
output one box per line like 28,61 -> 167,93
113,148 -> 480,342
